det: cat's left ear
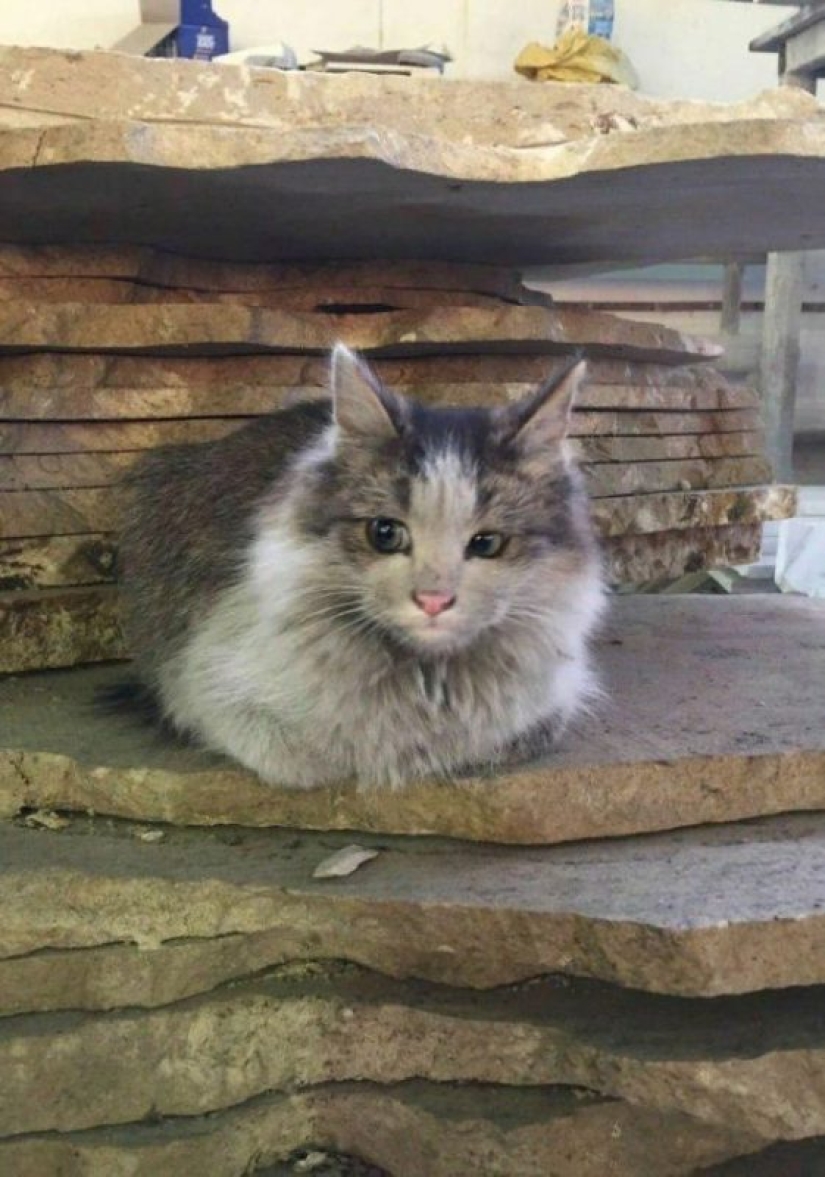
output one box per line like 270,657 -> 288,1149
495,358 -> 585,451
330,343 -> 403,443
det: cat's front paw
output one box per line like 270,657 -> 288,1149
504,716 -> 566,765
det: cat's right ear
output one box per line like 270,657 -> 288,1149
330,344 -> 402,444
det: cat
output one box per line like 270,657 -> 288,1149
117,344 -> 605,790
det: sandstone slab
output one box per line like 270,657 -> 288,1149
0,1081 -> 756,1177
0,524 -> 763,592
2,596 -> 823,843
0,302 -> 720,364
585,456 -> 771,497
604,525 -> 763,583
0,418 -> 237,455
0,453 -> 771,498
1,49 -> 825,267
0,426 -> 769,466
0,411 -> 762,461
700,1139 -> 825,1175
0,45 -> 811,144
1,483 -> 789,545
0,454 -> 137,492
0,378 -> 758,421
0,277 -> 513,312
2,811 -> 825,998
0,247 -> 526,299
0,349 -> 749,393
0,585 -> 122,673
0,488 -> 117,538
0,534 -> 117,589
591,485 -> 794,536
577,432 -> 766,462
3,962 -> 825,1141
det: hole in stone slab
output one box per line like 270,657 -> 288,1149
313,302 -> 399,315
259,1149 -> 391,1176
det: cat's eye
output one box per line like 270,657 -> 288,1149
366,517 -> 410,555
467,532 -> 507,559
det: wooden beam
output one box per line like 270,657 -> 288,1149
720,261 -> 744,336
760,251 -> 805,481
750,5 -> 825,59
756,50 -> 816,482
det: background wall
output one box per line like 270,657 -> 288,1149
0,0 -> 782,99
0,0 -> 137,51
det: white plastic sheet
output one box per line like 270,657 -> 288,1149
775,489 -> 825,598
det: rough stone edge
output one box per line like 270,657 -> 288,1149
4,850 -> 825,997
0,112 -> 824,193
2,737 -> 823,847
0,44 -> 818,136
0,301 -> 722,363
0,966 -> 820,1141
0,1081 -> 759,1177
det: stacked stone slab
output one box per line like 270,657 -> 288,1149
3,46 -> 825,1177
2,46 -> 825,266
0,245 -> 793,672
2,596 -> 825,1175
2,47 -> 825,669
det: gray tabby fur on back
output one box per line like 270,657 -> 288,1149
119,345 -> 605,790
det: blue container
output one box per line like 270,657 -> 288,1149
588,0 -> 614,39
177,0 -> 229,60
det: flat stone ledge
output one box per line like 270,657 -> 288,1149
3,964 -> 825,1141
0,485 -> 791,542
700,1139 -> 825,1176
0,302 -> 720,364
0,349 -> 757,392
0,45 -> 814,142
0,1081 -> 757,1177
1,596 -> 823,845
1,48 -> 825,266
3,812 -> 825,997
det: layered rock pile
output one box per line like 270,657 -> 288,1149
0,245 -> 793,672
2,596 -> 825,1175
2,46 -> 823,669
2,46 -> 825,1176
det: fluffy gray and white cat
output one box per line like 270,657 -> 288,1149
118,345 -> 605,789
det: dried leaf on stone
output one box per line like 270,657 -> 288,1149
313,844 -> 379,879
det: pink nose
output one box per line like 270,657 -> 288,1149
413,591 -> 457,617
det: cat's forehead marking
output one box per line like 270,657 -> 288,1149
406,403 -> 491,468
410,448 -> 478,526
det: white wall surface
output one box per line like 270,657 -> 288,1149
612,0 -> 780,101
0,0 -> 136,51
0,0 -> 791,99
